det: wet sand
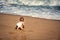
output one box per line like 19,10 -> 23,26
0,14 -> 60,40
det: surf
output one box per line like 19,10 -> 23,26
0,0 -> 60,20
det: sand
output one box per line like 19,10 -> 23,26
0,14 -> 60,40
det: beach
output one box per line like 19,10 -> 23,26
0,14 -> 60,40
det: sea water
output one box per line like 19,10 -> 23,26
0,1 -> 60,20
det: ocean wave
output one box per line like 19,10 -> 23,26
0,2 -> 60,20
0,0 -> 60,6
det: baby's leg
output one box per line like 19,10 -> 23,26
19,26 -> 23,30
22,25 -> 24,28
19,27 -> 22,30
15,25 -> 18,29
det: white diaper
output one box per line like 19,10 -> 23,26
16,22 -> 23,28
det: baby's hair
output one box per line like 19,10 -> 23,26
20,17 -> 24,21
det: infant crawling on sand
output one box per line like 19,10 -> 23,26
15,17 -> 24,30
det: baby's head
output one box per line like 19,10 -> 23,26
20,16 -> 24,21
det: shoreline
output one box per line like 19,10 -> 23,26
0,13 -> 60,21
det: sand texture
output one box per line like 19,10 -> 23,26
0,14 -> 60,40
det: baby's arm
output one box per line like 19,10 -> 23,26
22,22 -> 24,28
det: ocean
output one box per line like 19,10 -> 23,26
0,1 -> 60,20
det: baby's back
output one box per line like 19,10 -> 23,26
16,22 -> 23,28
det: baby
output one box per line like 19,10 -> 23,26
15,17 -> 24,30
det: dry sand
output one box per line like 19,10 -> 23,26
0,14 -> 60,40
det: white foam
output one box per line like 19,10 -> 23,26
0,3 -> 60,20
0,0 -> 60,6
